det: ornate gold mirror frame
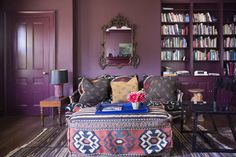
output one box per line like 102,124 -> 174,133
99,14 -> 140,69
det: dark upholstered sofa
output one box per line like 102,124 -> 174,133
66,75 -> 183,116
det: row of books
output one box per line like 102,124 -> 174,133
223,24 -> 236,35
161,24 -> 188,35
193,12 -> 217,22
224,50 -> 236,61
194,49 -> 219,61
161,50 -> 185,61
224,62 -> 236,76
161,13 -> 190,23
193,23 -> 218,35
161,37 -> 188,48
224,37 -> 236,48
193,37 -> 217,48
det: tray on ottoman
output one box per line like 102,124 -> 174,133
95,102 -> 148,115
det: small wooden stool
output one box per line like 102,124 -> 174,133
40,96 -> 68,127
188,88 -> 205,121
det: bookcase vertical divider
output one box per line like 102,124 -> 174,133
189,1 -> 194,75
219,0 -> 224,75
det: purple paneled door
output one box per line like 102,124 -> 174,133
6,12 -> 55,115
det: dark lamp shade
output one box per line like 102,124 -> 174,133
50,69 -> 68,84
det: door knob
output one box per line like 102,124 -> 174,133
42,72 -> 48,75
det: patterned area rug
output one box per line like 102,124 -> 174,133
5,125 -> 236,157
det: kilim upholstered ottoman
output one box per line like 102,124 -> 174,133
67,106 -> 172,156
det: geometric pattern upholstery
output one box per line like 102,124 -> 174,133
79,78 -> 110,107
139,129 -> 168,154
111,76 -> 138,103
144,76 -> 177,102
73,131 -> 100,154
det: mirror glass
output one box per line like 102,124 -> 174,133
99,15 -> 140,69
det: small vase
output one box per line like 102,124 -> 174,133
132,102 -> 140,110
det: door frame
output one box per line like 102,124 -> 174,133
4,11 -> 56,115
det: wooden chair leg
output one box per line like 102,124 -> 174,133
40,107 -> 44,127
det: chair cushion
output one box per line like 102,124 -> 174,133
144,76 -> 177,102
79,77 -> 110,107
111,76 -> 139,103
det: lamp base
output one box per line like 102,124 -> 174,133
54,84 -> 63,97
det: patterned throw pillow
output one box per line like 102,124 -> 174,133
79,78 -> 110,107
111,76 -> 139,103
144,76 -> 177,102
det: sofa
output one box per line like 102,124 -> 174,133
66,75 -> 182,156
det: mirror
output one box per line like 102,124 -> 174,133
99,14 -> 140,69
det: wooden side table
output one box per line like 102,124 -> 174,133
40,96 -> 69,127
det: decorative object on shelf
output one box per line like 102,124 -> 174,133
127,90 -> 145,110
188,88 -> 204,103
188,88 -> 205,122
50,69 -> 68,97
99,14 -> 139,69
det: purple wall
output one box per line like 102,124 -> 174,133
75,0 -> 161,78
1,0 -> 74,95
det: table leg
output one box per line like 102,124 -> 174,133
40,107 -> 44,127
58,106 -> 61,126
181,104 -> 185,132
52,108 -> 55,120
192,112 -> 198,152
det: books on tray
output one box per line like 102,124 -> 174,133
102,106 -> 122,111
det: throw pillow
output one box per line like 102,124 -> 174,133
144,76 -> 177,102
79,78 -> 110,107
111,76 -> 139,103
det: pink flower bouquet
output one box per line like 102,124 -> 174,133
127,90 -> 145,103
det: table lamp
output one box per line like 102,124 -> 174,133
50,69 -> 68,97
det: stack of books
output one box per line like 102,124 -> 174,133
223,24 -> 236,35
161,50 -> 185,61
193,12 -> 216,22
224,50 -> 236,60
161,24 -> 188,35
161,12 -> 189,23
162,37 -> 187,48
193,23 -> 218,35
224,37 -> 236,48
194,49 -> 219,61
193,36 -> 217,48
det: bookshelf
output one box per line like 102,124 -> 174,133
223,2 -> 236,77
160,1 -> 236,77
192,3 -> 221,75
161,3 -> 190,75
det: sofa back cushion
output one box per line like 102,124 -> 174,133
144,76 -> 177,102
111,76 -> 139,103
79,77 -> 110,107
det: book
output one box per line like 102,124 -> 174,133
102,106 -> 123,111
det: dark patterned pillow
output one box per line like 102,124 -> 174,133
79,78 -> 110,107
144,76 -> 177,102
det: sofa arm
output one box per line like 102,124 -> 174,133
176,89 -> 184,104
69,90 -> 80,103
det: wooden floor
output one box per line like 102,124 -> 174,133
0,115 -> 63,156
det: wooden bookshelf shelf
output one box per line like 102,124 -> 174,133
193,34 -> 218,36
161,47 -> 188,49
161,22 -> 189,24
194,60 -> 220,62
193,47 -> 218,49
161,60 -> 186,62
224,59 -> 236,62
